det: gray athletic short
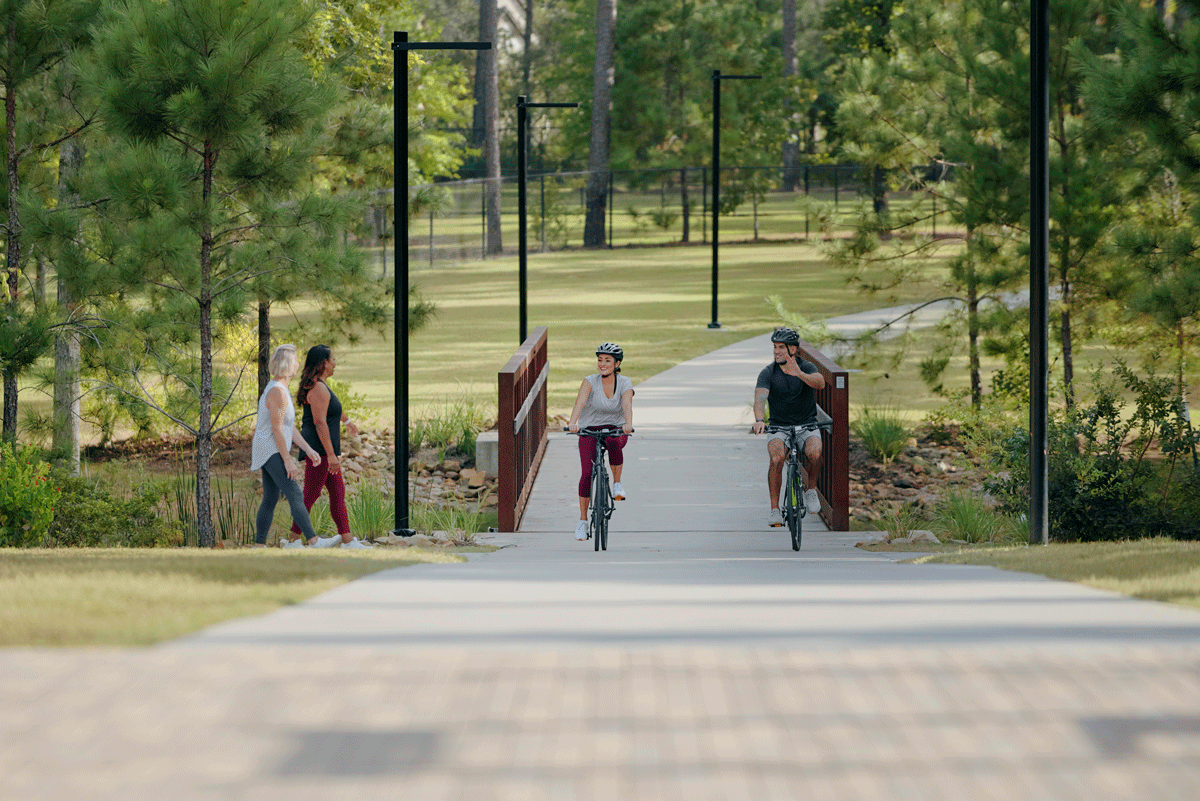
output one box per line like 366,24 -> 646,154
767,426 -> 822,450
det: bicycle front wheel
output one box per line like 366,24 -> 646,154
591,468 -> 609,552
786,462 -> 803,551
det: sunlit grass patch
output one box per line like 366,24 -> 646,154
0,548 -> 464,646
916,538 -> 1200,610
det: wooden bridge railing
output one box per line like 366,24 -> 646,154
497,327 -> 550,532
795,338 -> 850,531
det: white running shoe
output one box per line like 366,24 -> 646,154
281,537 -> 305,549
574,521 -> 588,541
310,535 -> 341,549
341,537 -> 373,549
768,509 -> 784,528
613,482 -> 625,500
804,489 -> 821,515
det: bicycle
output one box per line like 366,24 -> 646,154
565,426 -> 631,551
765,420 -> 833,551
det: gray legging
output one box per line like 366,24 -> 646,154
256,453 -> 318,545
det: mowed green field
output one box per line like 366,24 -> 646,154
329,240 -> 955,423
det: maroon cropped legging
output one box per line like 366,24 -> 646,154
291,456 -> 350,536
578,431 -> 627,497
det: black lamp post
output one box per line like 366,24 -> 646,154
392,31 -> 491,534
517,96 -> 578,345
1029,2 -> 1049,545
709,69 -> 760,329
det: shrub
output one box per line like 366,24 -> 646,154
0,442 -> 59,547
852,406 -> 909,464
980,363 -> 1195,542
48,471 -> 182,548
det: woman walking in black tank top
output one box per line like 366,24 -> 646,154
291,345 -> 371,548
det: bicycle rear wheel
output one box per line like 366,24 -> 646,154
591,467 -> 609,552
786,462 -> 803,551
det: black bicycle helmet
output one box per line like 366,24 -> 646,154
770,327 -> 800,346
596,342 -> 624,360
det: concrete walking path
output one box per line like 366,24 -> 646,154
4,320 -> 1200,800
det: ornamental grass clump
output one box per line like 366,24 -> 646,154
347,484 -> 395,541
932,491 -> 1020,544
852,406 -> 909,464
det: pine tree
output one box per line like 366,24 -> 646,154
1079,0 -> 1200,402
89,0 -> 366,547
0,0 -> 99,442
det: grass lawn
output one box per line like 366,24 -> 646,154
0,548 -> 467,646
915,538 -> 1200,611
333,239 -> 956,423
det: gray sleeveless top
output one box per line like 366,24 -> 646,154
578,373 -> 633,428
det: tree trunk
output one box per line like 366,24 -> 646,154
681,167 -> 690,242
781,0 -> 800,191
872,164 -> 889,217
258,297 -> 271,399
479,0 -> 502,255
522,0 -> 534,96
52,292 -> 81,473
584,0 -> 617,248
472,3 -> 488,151
967,262 -> 982,408
197,145 -> 217,549
52,136 -> 85,473
1060,276 -> 1074,411
4,56 -> 21,443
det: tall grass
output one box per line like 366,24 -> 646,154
409,395 -> 492,457
881,502 -> 926,541
212,466 -> 257,546
347,484 -> 395,540
168,452 -> 259,546
932,491 -> 1020,544
410,503 -> 489,544
852,405 -> 910,464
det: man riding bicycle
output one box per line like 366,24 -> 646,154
751,327 -> 826,528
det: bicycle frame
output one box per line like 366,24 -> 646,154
766,421 -> 831,551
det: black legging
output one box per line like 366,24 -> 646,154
256,453 -> 318,545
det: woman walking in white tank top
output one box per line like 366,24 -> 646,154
249,345 -> 338,548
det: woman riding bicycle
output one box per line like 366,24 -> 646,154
567,342 -> 634,542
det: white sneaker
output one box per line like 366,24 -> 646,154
341,537 -> 373,549
281,537 -> 305,549
310,535 -> 341,549
574,521 -> 588,541
613,482 -> 626,500
804,489 -> 821,515
768,509 -> 784,528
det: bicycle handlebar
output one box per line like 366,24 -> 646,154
763,420 -> 833,433
564,427 -> 633,436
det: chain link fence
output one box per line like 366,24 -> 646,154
359,164 -> 949,275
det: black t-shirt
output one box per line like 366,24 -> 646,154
756,360 -> 818,426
